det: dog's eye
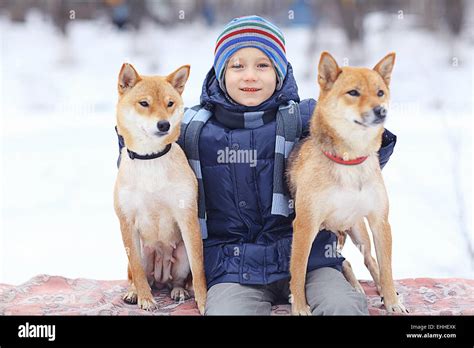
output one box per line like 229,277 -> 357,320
377,90 -> 385,97
167,101 -> 174,108
139,101 -> 149,107
347,90 -> 360,97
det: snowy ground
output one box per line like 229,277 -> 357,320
0,10 -> 472,285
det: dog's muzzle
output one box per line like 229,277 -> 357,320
356,106 -> 387,127
156,120 -> 170,136
372,106 -> 387,124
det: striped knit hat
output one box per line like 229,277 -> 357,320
214,15 -> 288,92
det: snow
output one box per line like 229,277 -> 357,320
0,10 -> 472,285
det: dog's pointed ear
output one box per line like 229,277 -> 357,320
373,52 -> 396,87
118,63 -> 140,95
318,52 -> 341,91
166,65 -> 190,95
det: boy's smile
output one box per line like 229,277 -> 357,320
224,47 -> 277,107
240,87 -> 261,92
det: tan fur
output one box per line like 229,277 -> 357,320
288,52 -> 408,315
113,63 -> 207,313
337,221 -> 381,295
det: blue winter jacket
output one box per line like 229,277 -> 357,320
117,63 -> 397,289
179,63 -> 396,288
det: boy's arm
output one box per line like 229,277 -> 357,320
301,98 -> 397,169
378,128 -> 397,170
300,98 -> 316,139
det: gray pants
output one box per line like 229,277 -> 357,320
205,267 -> 369,315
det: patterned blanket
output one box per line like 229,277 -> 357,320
0,275 -> 472,315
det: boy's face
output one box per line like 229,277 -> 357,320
224,47 -> 277,107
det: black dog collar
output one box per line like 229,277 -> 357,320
126,143 -> 172,160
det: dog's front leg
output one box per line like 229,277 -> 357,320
289,200 -> 322,315
367,212 -> 408,314
119,218 -> 156,311
175,210 -> 207,315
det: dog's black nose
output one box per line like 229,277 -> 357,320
373,106 -> 387,119
157,121 -> 170,132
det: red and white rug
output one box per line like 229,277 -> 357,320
0,275 -> 472,315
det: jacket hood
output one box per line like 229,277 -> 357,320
200,62 -> 300,113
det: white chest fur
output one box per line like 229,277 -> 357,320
323,185 -> 376,232
321,158 -> 383,232
116,147 -> 195,233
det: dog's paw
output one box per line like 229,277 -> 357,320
171,287 -> 190,303
197,300 -> 206,315
384,298 -> 409,315
194,290 -> 207,315
123,289 -> 138,304
137,294 -> 157,311
289,295 -> 312,316
291,304 -> 312,316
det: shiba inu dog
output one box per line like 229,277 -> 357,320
113,63 -> 207,313
288,51 -> 408,315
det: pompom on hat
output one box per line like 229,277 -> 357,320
213,15 -> 288,92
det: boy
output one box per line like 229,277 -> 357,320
118,16 -> 397,315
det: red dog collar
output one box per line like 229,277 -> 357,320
323,151 -> 368,165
